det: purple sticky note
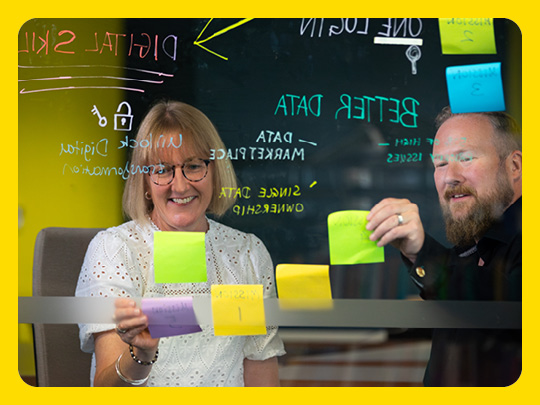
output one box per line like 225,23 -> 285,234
141,297 -> 202,338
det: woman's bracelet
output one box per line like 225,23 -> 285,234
115,353 -> 149,386
129,344 -> 159,366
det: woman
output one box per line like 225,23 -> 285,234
75,100 -> 285,386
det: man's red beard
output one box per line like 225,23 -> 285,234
440,178 -> 514,247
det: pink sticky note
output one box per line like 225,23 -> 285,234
141,297 -> 202,338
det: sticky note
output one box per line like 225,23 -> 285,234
153,231 -> 207,284
211,285 -> 266,336
328,210 -> 384,265
276,264 -> 333,309
142,297 -> 202,338
446,62 -> 505,113
438,18 -> 496,55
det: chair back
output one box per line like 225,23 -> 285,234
32,227 -> 103,387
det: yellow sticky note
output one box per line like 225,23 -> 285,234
276,264 -> 333,310
439,18 -> 496,54
154,231 -> 207,284
211,285 -> 266,336
328,210 -> 385,265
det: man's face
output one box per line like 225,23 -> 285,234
432,114 -> 514,246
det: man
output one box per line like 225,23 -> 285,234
366,107 -> 522,386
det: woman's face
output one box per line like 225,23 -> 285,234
146,136 -> 213,233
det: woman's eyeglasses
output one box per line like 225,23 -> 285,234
148,158 -> 210,185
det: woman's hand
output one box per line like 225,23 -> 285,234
114,298 -> 159,353
93,299 -> 159,386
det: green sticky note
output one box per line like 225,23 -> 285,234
154,231 -> 207,283
328,210 -> 384,265
439,18 -> 496,55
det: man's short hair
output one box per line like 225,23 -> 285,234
435,106 -> 522,160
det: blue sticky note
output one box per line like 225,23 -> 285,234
446,62 -> 505,113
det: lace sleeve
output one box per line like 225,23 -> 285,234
75,228 -> 144,352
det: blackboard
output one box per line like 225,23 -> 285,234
18,18 -> 521,299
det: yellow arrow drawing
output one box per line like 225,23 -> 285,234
194,18 -> 254,60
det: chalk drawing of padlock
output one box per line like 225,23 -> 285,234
114,101 -> 134,131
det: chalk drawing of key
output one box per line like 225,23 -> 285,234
91,105 -> 108,127
405,45 -> 421,75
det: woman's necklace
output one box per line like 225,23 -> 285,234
148,216 -> 161,231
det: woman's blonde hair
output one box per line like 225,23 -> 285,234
122,100 -> 237,224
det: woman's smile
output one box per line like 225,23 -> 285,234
170,196 -> 196,205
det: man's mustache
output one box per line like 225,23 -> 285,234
443,185 -> 477,201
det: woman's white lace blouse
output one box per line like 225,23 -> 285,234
75,218 -> 285,387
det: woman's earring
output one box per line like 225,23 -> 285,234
144,191 -> 152,200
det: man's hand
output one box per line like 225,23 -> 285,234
366,198 -> 425,263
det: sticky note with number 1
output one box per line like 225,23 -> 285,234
211,285 -> 266,336
153,231 -> 207,284
328,210 -> 384,265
